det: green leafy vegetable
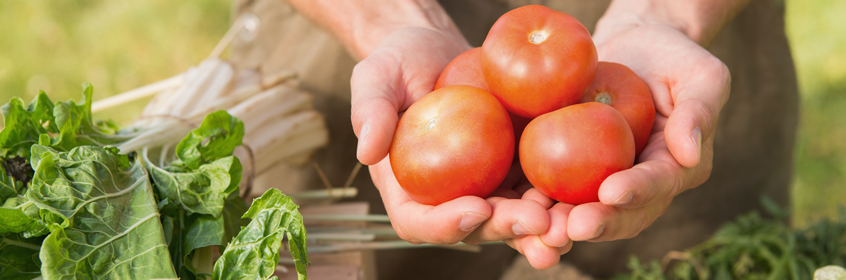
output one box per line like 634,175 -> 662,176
0,235 -> 43,280
28,145 -> 177,279
0,88 -> 307,279
143,110 -> 246,280
44,84 -> 129,150
176,110 -> 244,170
147,155 -> 242,217
0,92 -> 56,159
213,188 -> 309,280
0,165 -> 46,237
614,200 -> 846,280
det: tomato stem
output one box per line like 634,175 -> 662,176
529,31 -> 548,44
595,92 -> 613,105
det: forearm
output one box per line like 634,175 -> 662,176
595,0 -> 753,46
286,0 -> 467,60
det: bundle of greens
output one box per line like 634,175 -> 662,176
0,85 -> 309,280
614,199 -> 846,280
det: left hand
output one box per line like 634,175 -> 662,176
517,21 -> 731,268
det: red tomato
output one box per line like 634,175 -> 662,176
581,62 -> 655,156
390,85 -> 514,205
435,47 -> 488,91
481,5 -> 597,118
520,102 -> 634,205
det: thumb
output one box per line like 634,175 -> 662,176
350,55 -> 405,165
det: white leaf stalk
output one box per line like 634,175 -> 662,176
106,57 -> 327,181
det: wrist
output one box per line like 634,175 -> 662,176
595,0 -> 751,47
593,1 -> 689,46
343,0 -> 468,59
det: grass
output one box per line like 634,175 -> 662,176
0,1 -> 844,227
786,0 -> 846,227
0,0 -> 231,123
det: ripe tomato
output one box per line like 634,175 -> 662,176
390,85 -> 514,205
481,5 -> 597,118
520,102 -> 634,205
581,62 -> 655,156
435,47 -> 488,91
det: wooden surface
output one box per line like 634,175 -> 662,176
274,202 -> 377,280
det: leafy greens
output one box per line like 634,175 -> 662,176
0,86 -> 309,280
213,188 -> 309,280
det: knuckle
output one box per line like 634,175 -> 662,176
702,56 -> 732,106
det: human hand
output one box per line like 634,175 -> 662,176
352,26 -> 561,251
513,20 -> 731,268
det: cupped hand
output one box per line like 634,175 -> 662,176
569,23 -> 730,242
516,23 -> 731,268
351,27 -> 557,249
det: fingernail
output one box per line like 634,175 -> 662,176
691,127 -> 702,158
589,224 -> 605,240
611,190 -> 633,206
558,241 -> 571,255
459,212 -> 488,232
512,222 -> 536,236
356,123 -> 370,160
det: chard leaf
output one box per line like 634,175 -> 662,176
0,234 -> 43,280
0,164 -> 24,203
27,145 -> 177,279
0,92 -> 56,159
47,84 -> 129,150
176,110 -> 244,170
213,188 -> 309,280
0,197 -> 47,237
146,111 -> 246,280
221,191 -> 249,248
146,155 -> 242,216
0,164 -> 46,237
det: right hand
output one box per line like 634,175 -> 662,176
352,27 -> 568,264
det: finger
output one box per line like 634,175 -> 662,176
521,188 -> 556,209
350,55 -> 405,165
370,157 -> 492,244
540,203 -> 574,247
506,235 -> 570,270
567,201 -> 669,242
664,58 -> 730,168
598,149 -> 706,208
462,198 -> 549,245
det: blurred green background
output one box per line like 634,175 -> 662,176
0,1 -> 843,227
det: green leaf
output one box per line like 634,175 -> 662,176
175,110 -> 244,170
48,84 -> 130,150
221,191 -> 249,249
27,145 -> 177,279
0,164 -> 47,237
213,188 -> 309,280
0,164 -> 24,203
0,92 -> 56,159
0,234 -> 43,280
147,154 -> 242,217
0,197 -> 48,238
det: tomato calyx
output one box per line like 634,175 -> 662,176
595,92 -> 613,105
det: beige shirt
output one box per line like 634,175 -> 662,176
230,0 -> 798,278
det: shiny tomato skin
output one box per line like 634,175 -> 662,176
435,47 -> 488,91
581,62 -> 655,156
520,102 -> 634,205
390,85 -> 514,205
482,5 -> 598,118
